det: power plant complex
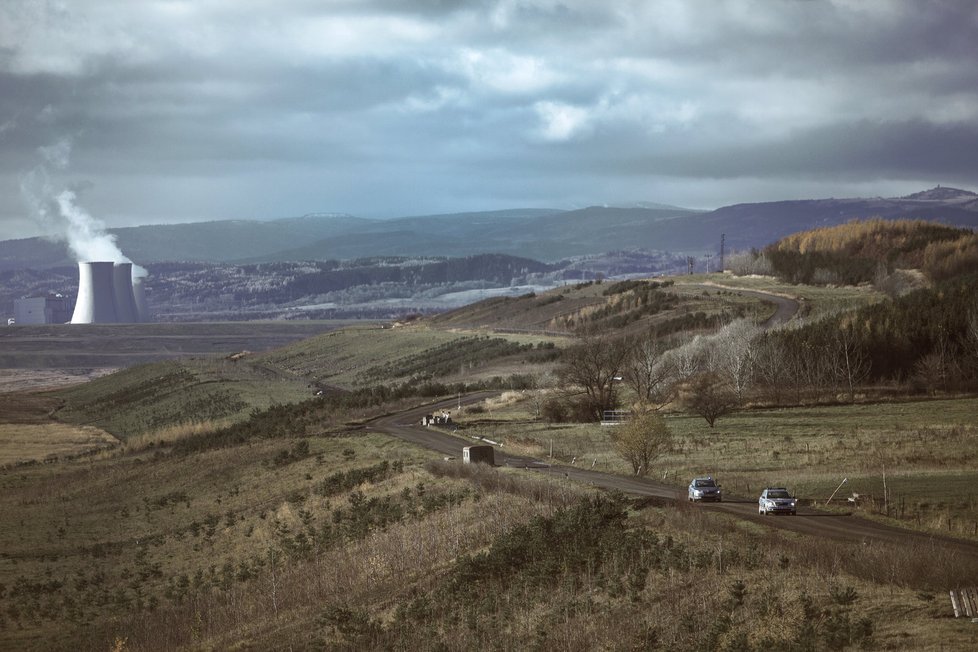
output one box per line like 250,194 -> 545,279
69,261 -> 150,324
9,261 -> 150,325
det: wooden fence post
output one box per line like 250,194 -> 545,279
950,589 -> 961,618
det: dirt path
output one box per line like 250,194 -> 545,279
370,394 -> 978,561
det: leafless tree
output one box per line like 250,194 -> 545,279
685,372 -> 738,427
914,327 -> 958,394
662,333 -> 706,384
557,330 -> 631,421
726,249 -> 774,276
710,319 -> 761,401
754,336 -> 792,404
966,303 -> 978,372
622,333 -> 675,410
832,323 -> 870,402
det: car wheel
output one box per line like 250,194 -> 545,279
758,507 -> 764,515
790,510 -> 796,516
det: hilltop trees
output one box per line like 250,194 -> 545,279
764,219 -> 976,286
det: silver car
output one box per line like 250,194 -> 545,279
758,487 -> 797,515
688,476 -> 722,502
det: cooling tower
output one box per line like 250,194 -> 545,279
70,262 -> 118,324
112,262 -> 138,323
132,276 -> 150,323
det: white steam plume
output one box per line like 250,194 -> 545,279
21,137 -> 146,277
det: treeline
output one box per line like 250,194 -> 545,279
769,273 -> 978,388
244,254 -> 554,301
761,219 -> 978,285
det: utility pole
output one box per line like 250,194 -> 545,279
687,256 -> 695,275
719,233 -> 726,273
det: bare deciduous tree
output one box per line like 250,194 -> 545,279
833,323 -> 870,402
754,336 -> 792,405
685,372 -> 738,427
558,330 -> 630,421
966,303 -> 978,372
913,328 -> 958,394
662,333 -> 706,385
711,319 -> 761,401
610,409 -> 673,476
622,333 -> 675,410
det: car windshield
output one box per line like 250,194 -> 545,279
767,490 -> 790,499
695,479 -> 716,487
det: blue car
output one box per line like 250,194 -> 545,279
688,476 -> 722,502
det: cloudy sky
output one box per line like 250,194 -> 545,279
1,0 -> 977,241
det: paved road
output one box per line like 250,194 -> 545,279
674,282 -> 801,329
369,394 -> 978,561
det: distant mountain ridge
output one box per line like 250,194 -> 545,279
2,187 -> 976,270
902,186 -> 977,201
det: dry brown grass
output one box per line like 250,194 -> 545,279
0,422 -> 118,465
116,418 -> 235,454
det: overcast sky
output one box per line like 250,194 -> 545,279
2,0 -> 977,241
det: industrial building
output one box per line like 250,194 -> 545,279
70,261 -> 149,324
13,295 -> 70,325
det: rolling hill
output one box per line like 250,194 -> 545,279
3,188 -> 977,270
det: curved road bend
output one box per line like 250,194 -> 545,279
674,282 -> 801,329
369,394 -> 978,561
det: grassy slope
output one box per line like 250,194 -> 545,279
2,423 -> 976,650
53,358 -> 312,440
429,275 -> 785,335
255,324 -> 558,387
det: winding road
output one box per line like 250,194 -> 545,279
369,394 -> 978,562
368,286 -> 978,559
674,281 -> 802,329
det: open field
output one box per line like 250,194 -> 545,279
0,423 -> 118,466
0,321 -> 359,369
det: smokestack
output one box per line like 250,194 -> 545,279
132,277 -> 149,323
112,262 -> 138,323
70,261 -> 118,324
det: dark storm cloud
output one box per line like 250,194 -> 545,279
1,0 -> 976,239
612,120 -> 978,182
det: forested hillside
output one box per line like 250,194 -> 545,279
763,219 -> 978,285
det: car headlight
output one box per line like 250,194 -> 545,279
693,489 -> 701,496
